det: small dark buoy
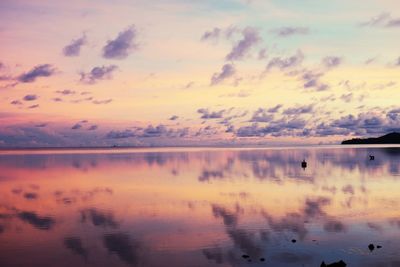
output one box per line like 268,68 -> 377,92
377,245 -> 382,249
260,258 -> 265,262
242,254 -> 250,259
301,160 -> 307,169
291,239 -> 297,243
369,155 -> 375,160
368,243 -> 375,252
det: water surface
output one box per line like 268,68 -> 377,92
1,146 -> 400,266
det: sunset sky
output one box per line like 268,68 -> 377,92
1,0 -> 400,147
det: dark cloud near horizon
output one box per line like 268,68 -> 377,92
80,65 -> 118,84
17,64 -> 56,83
88,125 -> 98,131
106,124 -> 188,139
71,123 -> 82,130
102,26 -> 138,59
63,34 -> 87,57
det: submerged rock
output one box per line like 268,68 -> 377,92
320,260 -> 347,267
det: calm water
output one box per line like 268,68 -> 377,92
1,146 -> 400,267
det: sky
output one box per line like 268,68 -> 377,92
0,0 -> 400,147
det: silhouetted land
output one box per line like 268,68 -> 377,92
342,132 -> 400,145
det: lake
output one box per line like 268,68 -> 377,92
0,146 -> 400,266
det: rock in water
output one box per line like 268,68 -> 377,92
368,243 -> 375,252
321,260 -> 347,267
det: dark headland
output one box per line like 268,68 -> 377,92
341,132 -> 400,145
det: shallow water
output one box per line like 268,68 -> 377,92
0,146 -> 400,267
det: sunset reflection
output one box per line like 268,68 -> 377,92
1,147 -> 400,266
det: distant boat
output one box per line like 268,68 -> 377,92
301,160 -> 307,169
369,155 -> 375,160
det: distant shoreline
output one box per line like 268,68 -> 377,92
342,132 -> 400,145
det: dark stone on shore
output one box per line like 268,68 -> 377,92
320,260 -> 347,267
291,239 -> 296,243
368,243 -> 375,251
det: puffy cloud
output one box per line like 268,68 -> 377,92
80,65 -> 118,84
283,104 -> 314,115
322,56 -> 342,68
71,123 -> 82,130
201,26 -> 240,43
225,27 -> 261,61
271,27 -> 309,37
258,48 -> 268,60
198,108 -> 225,119
106,129 -> 136,139
23,95 -> 38,101
267,104 -> 283,113
56,89 -> 76,95
17,64 -> 56,83
201,27 -> 222,41
211,63 -> 235,85
62,34 -> 86,57
28,104 -> 39,109
106,125 -> 187,140
250,108 -> 274,122
267,50 -> 304,70
102,26 -> 138,59
10,100 -> 22,105
92,99 -> 112,105
301,70 -> 329,91
340,93 -> 353,103
361,12 -> 400,28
